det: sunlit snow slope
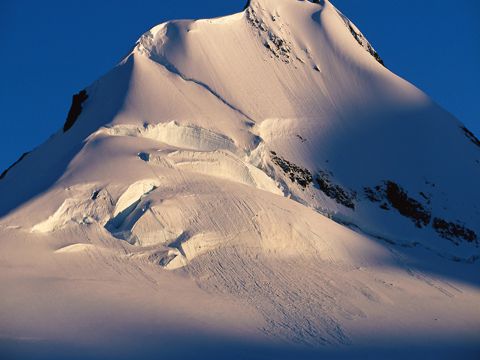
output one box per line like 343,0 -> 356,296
1,0 -> 479,358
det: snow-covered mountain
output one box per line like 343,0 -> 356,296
1,0 -> 479,358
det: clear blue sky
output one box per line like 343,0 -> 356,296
0,0 -> 478,171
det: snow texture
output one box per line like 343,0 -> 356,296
1,0 -> 479,358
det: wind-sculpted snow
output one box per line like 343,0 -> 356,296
104,179 -> 160,239
32,184 -> 113,233
1,0 -> 480,358
99,122 -> 238,153
143,149 -> 282,195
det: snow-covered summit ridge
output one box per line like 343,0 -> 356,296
133,0 -> 384,67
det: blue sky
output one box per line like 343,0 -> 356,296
0,0 -> 478,171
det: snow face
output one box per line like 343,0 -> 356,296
1,0 -> 479,357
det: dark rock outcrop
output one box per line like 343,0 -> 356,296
316,171 -> 356,209
347,24 -> 385,66
365,181 -> 478,245
364,181 -> 431,228
270,151 -> 312,188
433,218 -> 477,244
461,126 -> 480,148
63,90 -> 88,132
384,181 -> 431,228
0,152 -> 30,180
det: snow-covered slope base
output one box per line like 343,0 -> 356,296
1,0 -> 479,358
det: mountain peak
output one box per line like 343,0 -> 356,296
2,0 -> 477,260
244,0 -> 322,10
1,1 -> 479,355
245,0 -> 326,9
132,0 -> 382,74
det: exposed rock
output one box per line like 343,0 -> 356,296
334,8 -> 385,67
380,203 -> 390,210
91,190 -> 100,200
63,89 -> 88,132
246,7 -> 292,63
347,24 -> 384,66
0,152 -> 30,180
419,191 -> 431,204
296,134 -> 307,143
270,151 -> 312,188
245,7 -> 267,32
384,181 -> 431,228
364,181 -> 431,228
364,186 -> 381,202
433,218 -> 477,245
316,171 -> 356,209
264,31 -> 292,62
461,126 -> 480,148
